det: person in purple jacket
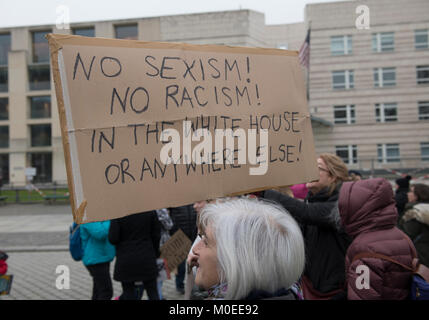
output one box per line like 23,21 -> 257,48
339,178 -> 416,300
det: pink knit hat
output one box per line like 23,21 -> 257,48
290,183 -> 308,199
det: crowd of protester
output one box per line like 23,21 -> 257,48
75,153 -> 429,300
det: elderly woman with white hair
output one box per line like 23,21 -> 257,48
190,197 -> 305,300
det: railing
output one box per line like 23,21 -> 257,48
341,156 -> 429,181
0,157 -> 427,204
0,181 -> 69,204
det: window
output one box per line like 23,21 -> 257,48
372,32 -> 394,52
331,35 -> 352,55
418,101 -> 429,120
32,30 -> 50,63
374,67 -> 396,87
30,96 -> 51,119
30,124 -> 51,147
332,70 -> 354,89
30,30 -> 51,91
415,29 -> 428,49
375,103 -> 398,122
115,24 -> 138,40
0,153 -> 9,184
72,27 -> 95,37
336,145 -> 357,164
0,126 -> 8,148
0,66 -> 7,93
0,33 -> 11,66
334,105 -> 355,124
0,34 -> 10,93
377,143 -> 400,163
421,143 -> 429,161
0,98 -> 8,120
417,65 -> 429,84
28,64 -> 50,91
28,152 -> 52,183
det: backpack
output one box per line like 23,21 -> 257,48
69,222 -> 83,261
412,269 -> 429,300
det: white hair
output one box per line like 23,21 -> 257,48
199,197 -> 305,300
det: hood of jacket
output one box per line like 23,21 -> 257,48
403,203 -> 429,226
338,178 -> 398,238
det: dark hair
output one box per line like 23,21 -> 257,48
396,175 -> 412,189
412,184 -> 429,203
348,170 -> 362,182
348,170 -> 361,177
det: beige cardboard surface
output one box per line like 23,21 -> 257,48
160,229 -> 192,273
47,34 -> 319,223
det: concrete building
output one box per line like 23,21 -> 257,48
0,10 -> 303,186
306,0 -> 429,175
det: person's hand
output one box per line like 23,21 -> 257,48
193,201 -> 207,214
187,249 -> 199,274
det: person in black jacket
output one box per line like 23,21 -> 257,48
263,153 -> 351,300
168,204 -> 198,294
108,211 -> 161,300
399,183 -> 429,267
395,175 -> 412,222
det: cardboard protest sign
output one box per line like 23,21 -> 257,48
47,34 -> 318,224
160,229 -> 193,272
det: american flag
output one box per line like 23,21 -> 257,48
298,29 -> 311,68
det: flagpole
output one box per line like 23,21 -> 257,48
298,22 -> 311,103
307,22 -> 311,102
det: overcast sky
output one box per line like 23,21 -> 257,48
0,0 -> 346,28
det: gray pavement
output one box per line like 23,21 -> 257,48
0,203 -> 185,300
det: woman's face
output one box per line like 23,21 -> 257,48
408,187 -> 418,203
306,158 -> 335,195
192,225 -> 220,290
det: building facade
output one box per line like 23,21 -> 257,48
1,1 -> 427,186
306,0 -> 429,175
0,10 -> 303,186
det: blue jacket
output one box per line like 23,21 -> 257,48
80,221 -> 115,266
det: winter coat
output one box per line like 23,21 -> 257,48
401,203 -> 429,267
108,211 -> 161,282
339,178 -> 416,300
80,221 -> 116,267
243,288 -> 298,300
0,251 -> 8,275
264,184 -> 351,297
169,204 -> 198,242
0,260 -> 7,275
156,208 -> 173,247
